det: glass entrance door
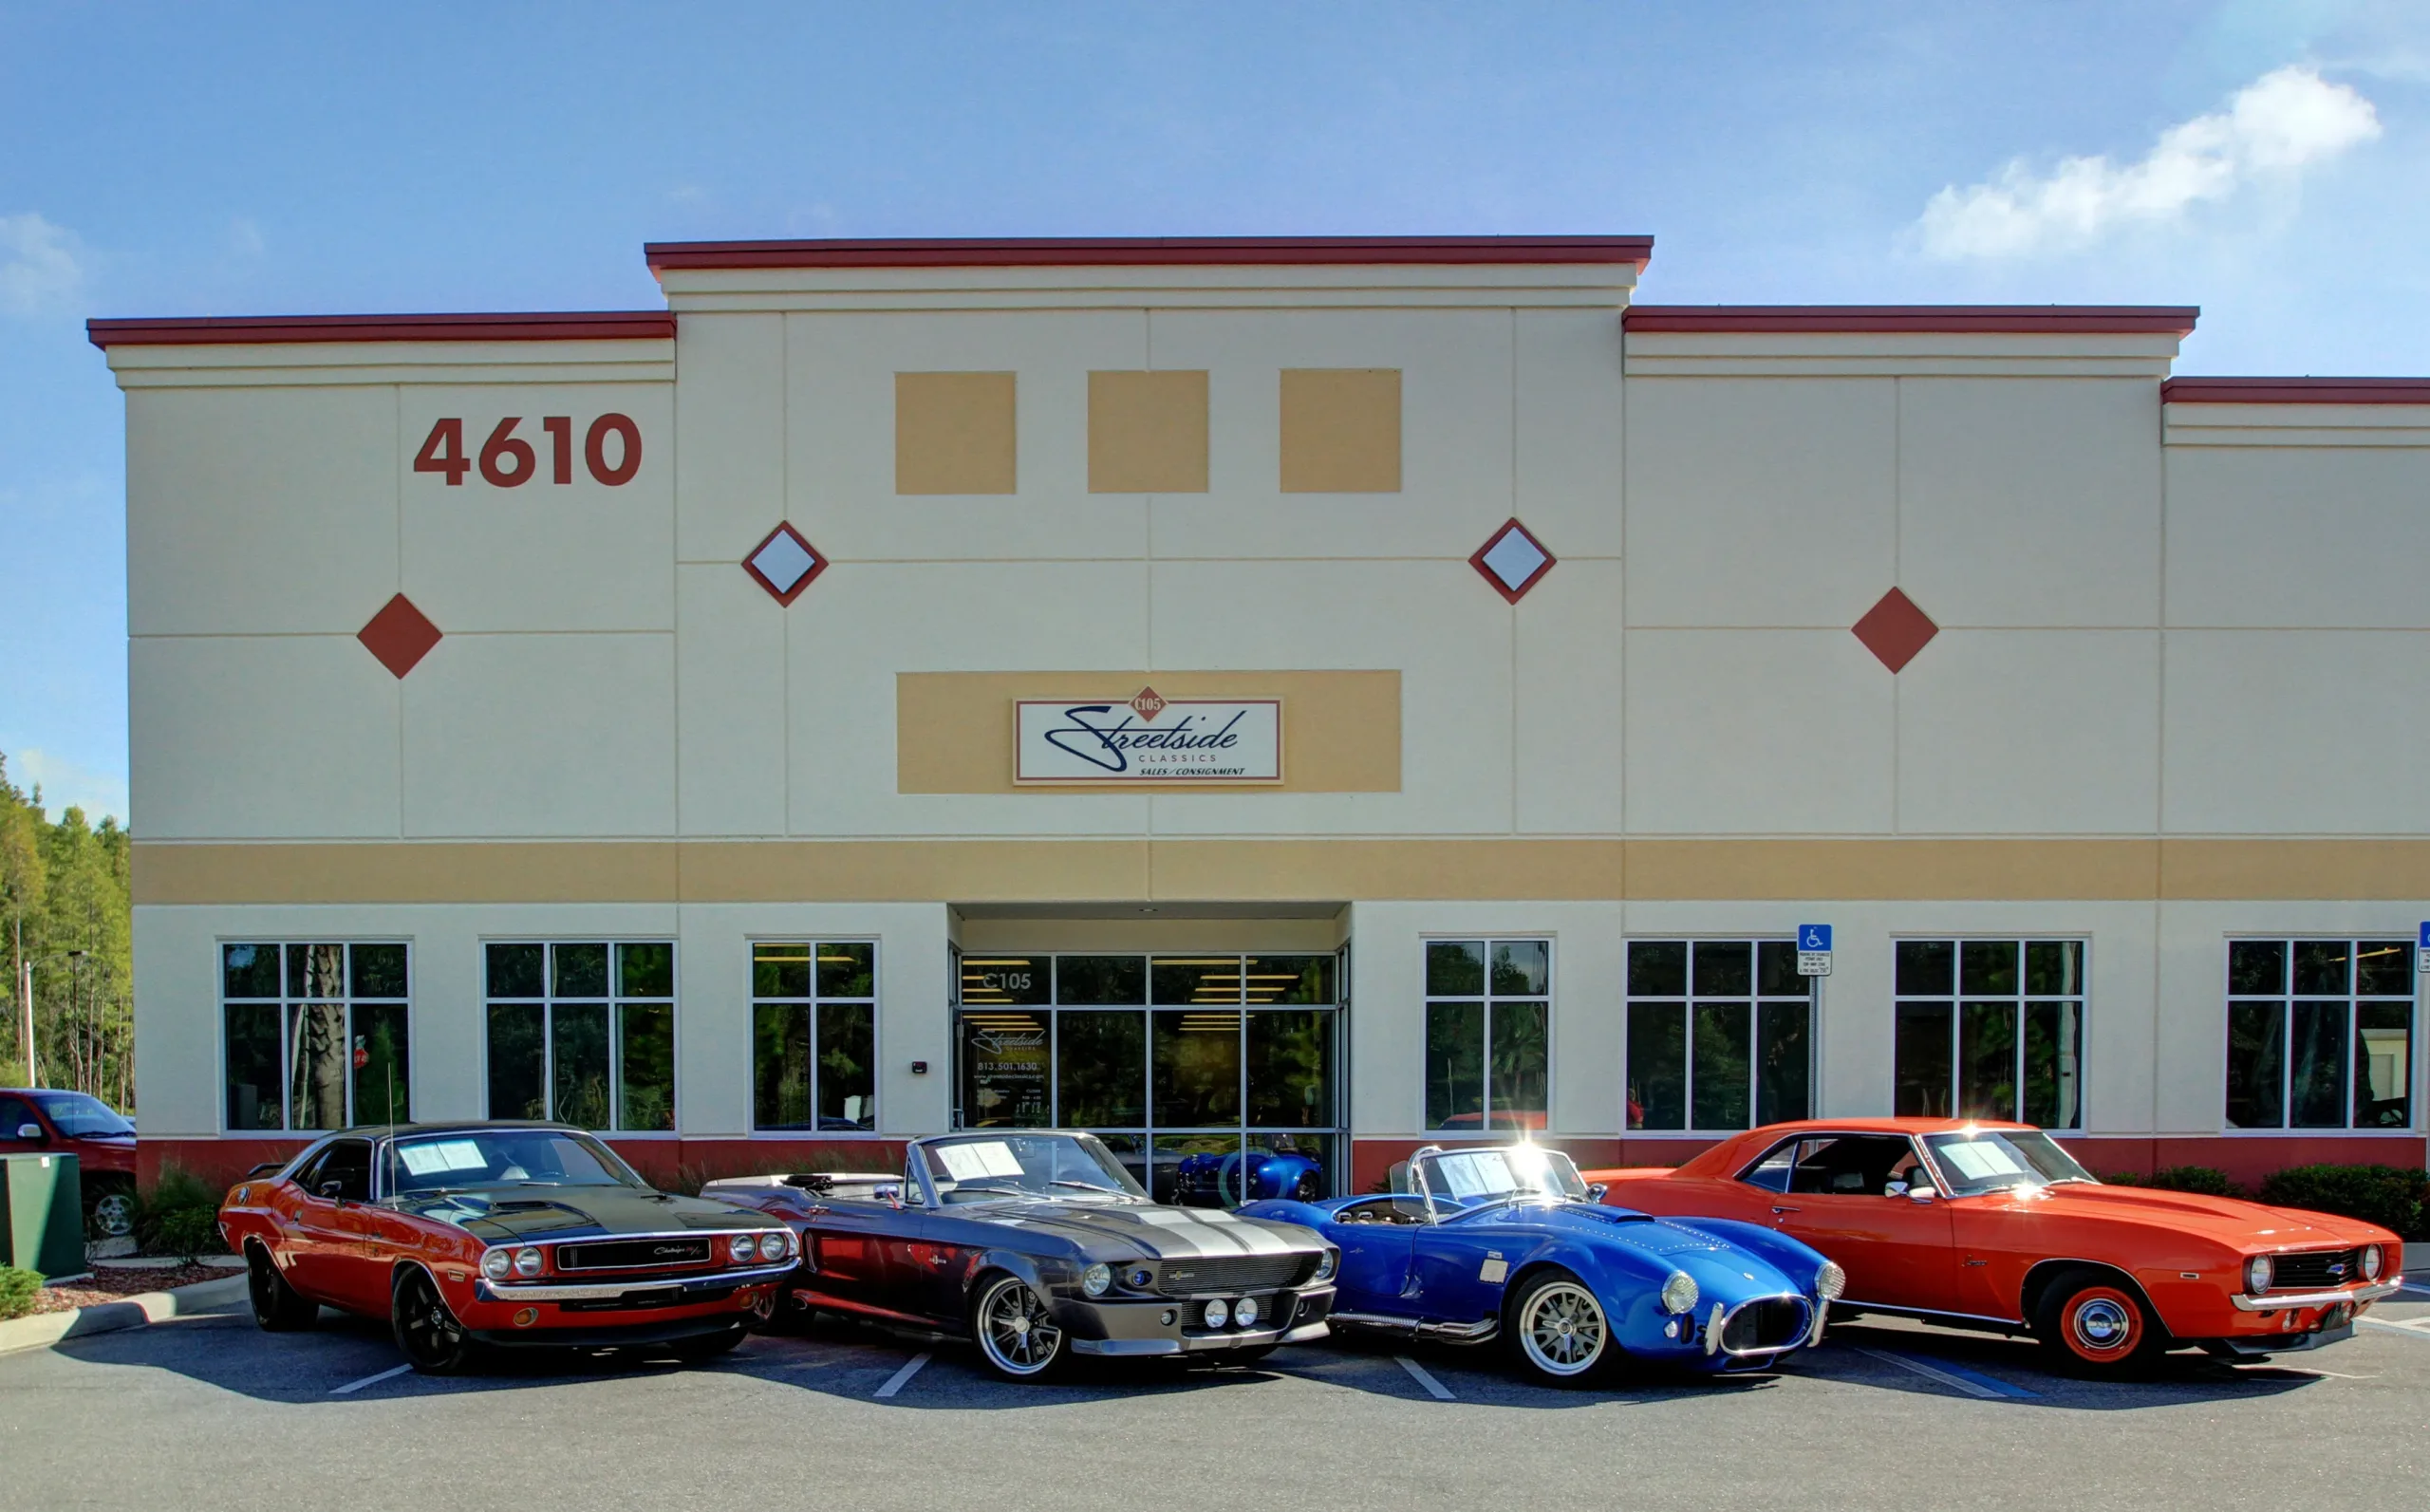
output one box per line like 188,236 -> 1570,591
953,949 -> 1342,1204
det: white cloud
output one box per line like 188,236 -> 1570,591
1916,66 -> 2382,261
0,212 -> 85,316
8,748 -> 128,828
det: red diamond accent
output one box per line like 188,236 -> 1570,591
1130,687 -> 1167,722
741,521 -> 828,606
1468,517 -> 1557,604
1852,588 -> 1938,673
358,593 -> 442,679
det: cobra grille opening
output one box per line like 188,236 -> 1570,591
553,1238 -> 715,1272
1720,1297 -> 1811,1353
2270,1249 -> 2362,1290
1150,1254 -> 1308,1295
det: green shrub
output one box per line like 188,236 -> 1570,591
2256,1164 -> 2429,1239
137,1166 -> 228,1260
2101,1166 -> 2241,1197
0,1265 -> 41,1321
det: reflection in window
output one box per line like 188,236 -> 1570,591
1424,940 -> 1550,1131
219,942 -> 410,1131
484,942 -> 676,1131
1893,940 -> 2084,1129
1625,941 -> 1812,1131
2226,939 -> 2413,1130
752,942 -> 877,1132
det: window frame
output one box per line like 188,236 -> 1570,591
1621,937 -> 1818,1133
2220,935 -> 2418,1136
1419,936 -> 1554,1135
1889,936 -> 2089,1130
478,939 -> 680,1136
748,937 -> 883,1138
216,939 -> 414,1134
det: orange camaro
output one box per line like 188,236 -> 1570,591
1587,1118 -> 2404,1373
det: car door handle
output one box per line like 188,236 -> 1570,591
1770,1205 -> 1801,1215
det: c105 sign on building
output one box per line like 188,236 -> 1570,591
1015,688 -> 1282,784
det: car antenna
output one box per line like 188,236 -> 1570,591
383,1065 -> 398,1206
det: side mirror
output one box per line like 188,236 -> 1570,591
874,1183 -> 904,1210
317,1180 -> 346,1203
1586,1183 -> 1609,1204
1883,1181 -> 1909,1198
1906,1185 -> 1938,1204
13,1122 -> 40,1142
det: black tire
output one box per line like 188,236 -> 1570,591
245,1243 -> 318,1332
1503,1268 -> 1617,1386
968,1272 -> 1069,1382
2033,1269 -> 2166,1376
670,1325 -> 746,1363
392,1267 -> 480,1374
1291,1173 -> 1321,1203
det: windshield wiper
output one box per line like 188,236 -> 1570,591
1048,1180 -> 1118,1191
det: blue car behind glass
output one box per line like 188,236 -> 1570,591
1241,1144 -> 1845,1385
1172,1145 -> 1325,1207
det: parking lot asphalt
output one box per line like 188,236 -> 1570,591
5,1289 -> 2427,1512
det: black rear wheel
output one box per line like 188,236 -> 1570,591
392,1267 -> 479,1374
245,1243 -> 318,1331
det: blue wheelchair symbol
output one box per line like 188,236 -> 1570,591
2420,922 -> 2429,950
1798,924 -> 1832,953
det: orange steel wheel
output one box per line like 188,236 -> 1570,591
2055,1284 -> 2145,1365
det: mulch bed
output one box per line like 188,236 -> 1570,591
25,1263 -> 242,1316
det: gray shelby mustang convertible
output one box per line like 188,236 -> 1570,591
704,1129 -> 1340,1381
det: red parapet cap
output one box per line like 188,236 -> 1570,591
645,234 -> 1655,271
1626,305 -> 2199,336
2161,376 -> 2430,405
86,310 -> 676,349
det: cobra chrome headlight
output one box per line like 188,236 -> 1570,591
481,1248 -> 514,1281
1660,1270 -> 1700,1316
1081,1263 -> 1112,1297
1814,1260 -> 1846,1302
2359,1244 -> 2382,1281
730,1233 -> 758,1264
2244,1254 -> 2274,1296
1312,1248 -> 1338,1284
514,1246 -> 544,1277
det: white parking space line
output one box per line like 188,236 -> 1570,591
1394,1354 -> 1455,1400
329,1363 -> 415,1396
874,1352 -> 932,1398
1856,1347 -> 2021,1399
2360,1318 -> 2430,1340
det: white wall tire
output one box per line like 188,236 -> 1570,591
1508,1272 -> 1612,1384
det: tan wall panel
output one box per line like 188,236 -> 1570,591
894,670 -> 1401,793
677,840 -> 1149,902
1280,368 -> 1401,492
1088,370 -> 1207,493
1624,839 -> 2161,901
955,917 -> 1344,953
1150,839 -> 1625,901
134,841 -> 681,905
894,371 -> 1017,494
2159,840 -> 2430,900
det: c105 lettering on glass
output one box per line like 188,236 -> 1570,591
413,414 -> 643,488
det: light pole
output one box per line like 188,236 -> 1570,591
16,946 -> 85,1089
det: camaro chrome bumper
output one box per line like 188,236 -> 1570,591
475,1262 -> 795,1303
1075,1320 -> 1334,1356
2230,1280 -> 2400,1313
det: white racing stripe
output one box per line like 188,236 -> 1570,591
874,1352 -> 932,1398
1395,1355 -> 1455,1400
329,1363 -> 415,1396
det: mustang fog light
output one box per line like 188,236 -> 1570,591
1312,1249 -> 1338,1284
512,1307 -> 539,1328
2360,1245 -> 2382,1281
1814,1261 -> 1846,1302
2245,1254 -> 2274,1295
731,1233 -> 758,1264
481,1249 -> 514,1281
1204,1299 -> 1230,1329
1082,1263 -> 1112,1297
1129,1266 -> 1155,1289
1161,1310 -> 1177,1327
1234,1297 -> 1261,1329
514,1247 -> 544,1277
1660,1270 -> 1700,1316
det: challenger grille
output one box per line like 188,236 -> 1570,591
1720,1297 -> 1812,1353
2271,1249 -> 2364,1290
1153,1254 -> 1309,1295
554,1238 -> 715,1272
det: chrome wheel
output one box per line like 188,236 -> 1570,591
1518,1279 -> 1609,1378
90,1190 -> 136,1239
973,1276 -> 1065,1379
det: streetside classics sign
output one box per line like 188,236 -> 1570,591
1015,687 -> 1282,784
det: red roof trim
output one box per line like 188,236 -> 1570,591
2161,377 -> 2430,405
1625,305 -> 2199,335
644,235 -> 1654,271
86,311 -> 675,349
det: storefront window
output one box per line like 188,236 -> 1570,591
1624,941 -> 1812,1131
1423,939 -> 1549,1132
219,942 -> 410,1131
484,942 -> 675,1131
752,942 -> 877,1131
2225,939 -> 2413,1130
1893,940 -> 2084,1129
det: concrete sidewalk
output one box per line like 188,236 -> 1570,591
0,1274 -> 247,1355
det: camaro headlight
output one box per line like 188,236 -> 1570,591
1814,1261 -> 1846,1302
1082,1263 -> 1112,1297
1660,1270 -> 1700,1316
514,1246 -> 544,1277
2359,1245 -> 2381,1281
1312,1249 -> 1338,1283
730,1233 -> 758,1263
2244,1254 -> 2274,1295
481,1248 -> 513,1280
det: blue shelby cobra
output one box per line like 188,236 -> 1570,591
1240,1144 -> 1845,1385
1171,1145 -> 1325,1207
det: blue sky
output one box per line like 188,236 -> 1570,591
3,1 -> 2424,826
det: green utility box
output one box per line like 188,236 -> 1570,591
1,1151 -> 89,1281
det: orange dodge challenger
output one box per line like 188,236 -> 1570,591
1587,1118 -> 2403,1373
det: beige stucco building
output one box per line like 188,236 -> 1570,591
90,236 -> 2427,1196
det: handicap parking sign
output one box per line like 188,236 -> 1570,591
1797,924 -> 1831,977
1799,924 -> 1832,952
2420,922 -> 2429,974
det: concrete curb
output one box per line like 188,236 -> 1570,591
0,1275 -> 249,1356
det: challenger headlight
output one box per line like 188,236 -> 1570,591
1814,1260 -> 1846,1302
514,1246 -> 544,1277
759,1230 -> 792,1262
1312,1248 -> 1338,1284
730,1233 -> 758,1264
2244,1254 -> 2274,1295
1082,1263 -> 1112,1297
1660,1270 -> 1700,1316
481,1248 -> 513,1281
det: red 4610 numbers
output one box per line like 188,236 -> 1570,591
415,414 -> 642,487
